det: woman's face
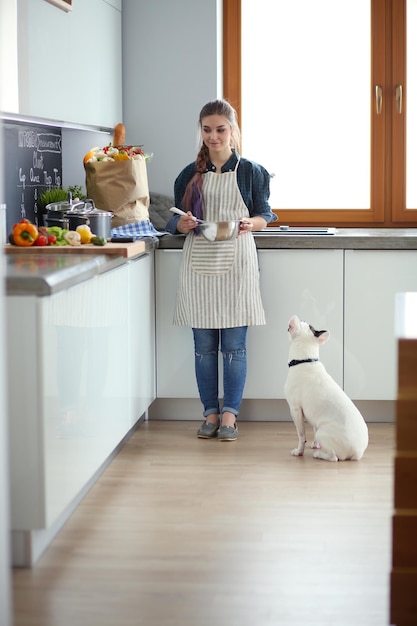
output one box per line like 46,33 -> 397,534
201,114 -> 233,156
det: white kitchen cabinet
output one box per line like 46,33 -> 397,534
128,253 -> 156,424
155,248 -> 344,399
8,266 -> 130,534
155,250 -> 197,397
7,256 -> 155,566
344,250 -> 417,400
246,250 -> 344,397
17,2 -> 122,128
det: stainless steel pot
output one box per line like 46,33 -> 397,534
46,198 -> 93,217
45,206 -> 91,231
86,209 -> 114,240
45,199 -> 113,239
45,214 -> 90,230
45,198 -> 95,228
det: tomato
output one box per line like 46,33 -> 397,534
33,234 -> 48,246
47,235 -> 57,245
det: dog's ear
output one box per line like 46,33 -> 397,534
309,324 -> 330,344
317,330 -> 330,344
288,315 -> 300,335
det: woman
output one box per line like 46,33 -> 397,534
165,99 -> 277,441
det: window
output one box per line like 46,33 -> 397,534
406,0 -> 417,208
223,0 -> 417,227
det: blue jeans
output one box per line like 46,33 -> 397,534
192,327 -> 248,418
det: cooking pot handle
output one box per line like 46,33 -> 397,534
45,217 -> 70,229
83,199 -> 96,211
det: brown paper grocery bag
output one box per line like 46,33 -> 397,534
85,158 -> 150,228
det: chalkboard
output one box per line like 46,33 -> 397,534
3,121 -> 62,231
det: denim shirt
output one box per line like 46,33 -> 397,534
165,150 -> 277,234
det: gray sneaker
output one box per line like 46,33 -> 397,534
197,421 -> 219,439
218,423 -> 238,442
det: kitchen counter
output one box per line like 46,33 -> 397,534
157,228 -> 417,250
3,238 -> 158,296
5,254 -> 126,296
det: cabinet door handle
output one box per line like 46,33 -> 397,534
395,84 -> 403,114
375,85 -> 383,114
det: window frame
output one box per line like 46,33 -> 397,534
223,0 -> 417,227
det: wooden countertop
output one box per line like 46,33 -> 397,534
4,240 -> 146,258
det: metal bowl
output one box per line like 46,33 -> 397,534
199,220 -> 240,242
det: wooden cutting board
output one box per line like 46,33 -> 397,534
4,240 -> 146,258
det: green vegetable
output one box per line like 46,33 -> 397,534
46,226 -> 69,245
90,236 -> 106,246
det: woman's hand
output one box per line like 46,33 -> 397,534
176,211 -> 198,234
239,216 -> 267,235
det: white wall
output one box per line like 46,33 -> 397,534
0,0 -> 18,113
122,0 -> 223,197
61,127 -> 112,191
16,0 -> 122,128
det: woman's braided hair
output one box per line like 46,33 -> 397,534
181,99 -> 241,218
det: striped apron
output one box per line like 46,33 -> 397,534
173,160 -> 266,329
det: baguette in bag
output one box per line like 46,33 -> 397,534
113,123 -> 126,146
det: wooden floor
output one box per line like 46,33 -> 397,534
12,421 -> 395,626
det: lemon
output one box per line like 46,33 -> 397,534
114,152 -> 129,161
76,224 -> 93,244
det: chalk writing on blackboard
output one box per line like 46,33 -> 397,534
3,122 -> 63,229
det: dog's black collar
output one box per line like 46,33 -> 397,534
288,358 -> 319,368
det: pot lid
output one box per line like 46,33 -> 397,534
46,200 -> 86,213
88,209 -> 114,217
46,201 -> 73,212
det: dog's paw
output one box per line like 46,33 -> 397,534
313,450 -> 338,462
291,448 -> 304,457
311,440 -> 321,449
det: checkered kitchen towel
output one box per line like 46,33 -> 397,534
111,219 -> 169,240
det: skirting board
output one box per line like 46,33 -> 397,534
148,399 -> 395,423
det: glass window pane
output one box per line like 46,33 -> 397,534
407,0 -> 417,208
241,0 -> 371,209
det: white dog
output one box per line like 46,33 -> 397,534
284,315 -> 369,461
